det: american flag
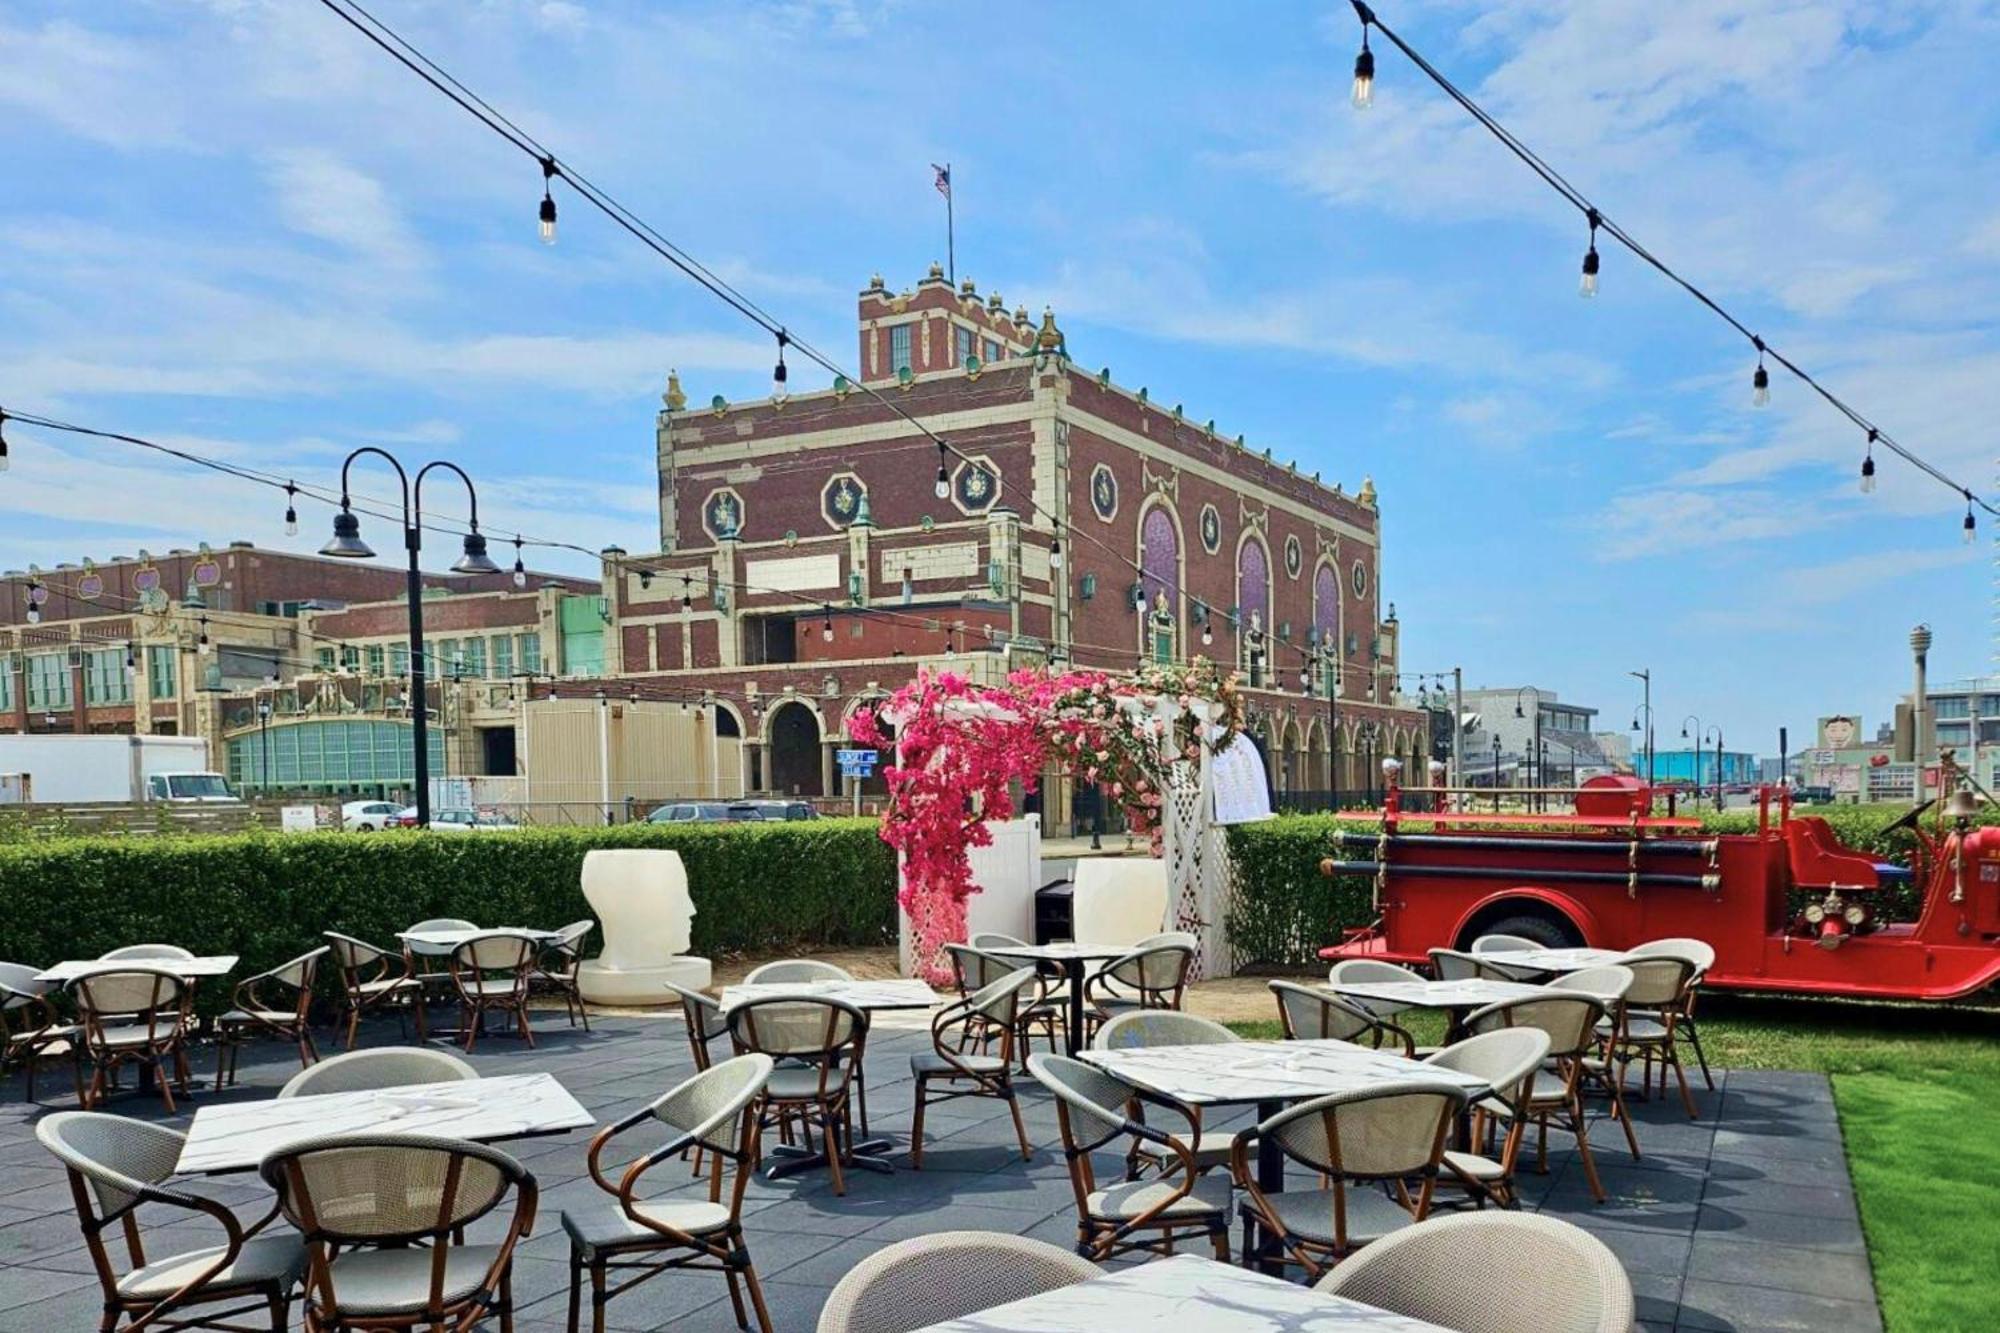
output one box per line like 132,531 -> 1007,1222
932,163 -> 951,199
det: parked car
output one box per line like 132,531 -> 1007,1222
393,806 -> 519,831
341,800 -> 405,832
647,801 -> 762,824
740,800 -> 820,821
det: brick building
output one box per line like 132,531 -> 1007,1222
602,265 -> 1422,809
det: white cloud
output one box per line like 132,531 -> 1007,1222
267,148 -> 424,272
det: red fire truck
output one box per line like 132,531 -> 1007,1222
1317,774 -> 2000,1001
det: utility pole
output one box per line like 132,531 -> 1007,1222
1630,668 -> 1654,788
1452,666 -> 1464,791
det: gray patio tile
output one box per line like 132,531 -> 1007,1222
1676,1278 -> 1883,1331
1627,1269 -> 1685,1328
1564,1218 -> 1695,1277
1710,1127 -> 1847,1162
1684,1237 -> 1877,1304
1700,1178 -> 1856,1219
1702,1150 -> 1856,1189
0,1263 -> 98,1320
1693,1202 -> 1866,1254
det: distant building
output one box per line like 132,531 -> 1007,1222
1635,747 -> 1760,787
1459,686 -> 1616,787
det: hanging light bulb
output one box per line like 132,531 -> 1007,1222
771,330 -> 789,405
934,442 -> 951,500
1201,621 -> 1213,648
510,537 -> 527,588
1579,208 -> 1601,299
25,576 -> 41,625
638,569 -> 653,590
0,409 -> 11,473
1351,16 -> 1375,110
1049,526 -> 1063,570
538,158 -> 558,245
283,481 -> 299,536
821,608 -> 834,643
1859,430 -> 1878,494
681,577 -> 693,612
125,644 -> 138,679
944,624 -> 957,659
1751,340 -> 1770,408
1964,491 -> 1977,545
198,616 -> 212,655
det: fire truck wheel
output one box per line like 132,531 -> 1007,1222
1477,912 -> 1579,951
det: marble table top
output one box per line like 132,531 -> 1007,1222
1490,946 -> 1631,973
176,1071 -> 593,1174
36,955 -> 239,984
1324,978 -> 1548,1009
399,927 -> 562,952
1082,1038 -> 1490,1108
718,978 -> 942,1011
981,941 -> 1130,963
913,1254 -> 1449,1331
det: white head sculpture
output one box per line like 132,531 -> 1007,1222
580,849 -> 696,966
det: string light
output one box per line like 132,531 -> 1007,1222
1860,431 -> 1877,494
681,576 -> 693,612
538,157 -> 558,244
1751,339 -> 1770,408
821,607 -> 834,643
25,575 -> 41,625
124,643 -> 138,679
1350,3 -> 1375,110
771,330 -> 789,405
0,409 -> 9,473
1201,621 -> 1213,648
511,536 -> 527,588
934,442 -> 950,500
1579,208 -> 1600,299
1964,491 -> 1977,545
283,481 -> 300,536
1049,524 -> 1063,571
197,615 -> 212,655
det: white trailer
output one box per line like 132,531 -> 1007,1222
0,734 -> 237,804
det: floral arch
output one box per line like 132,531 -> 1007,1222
849,659 -> 1244,981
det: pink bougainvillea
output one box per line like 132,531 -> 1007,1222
852,659 -> 1242,982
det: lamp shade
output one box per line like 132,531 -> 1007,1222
321,509 -> 376,559
452,529 -> 501,575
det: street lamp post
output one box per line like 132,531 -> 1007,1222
257,697 -> 272,792
1630,668 -> 1654,788
319,448 -> 499,828
1491,731 -> 1504,812
1703,725 -> 1725,811
1514,686 -> 1545,812
1680,714 -> 1703,796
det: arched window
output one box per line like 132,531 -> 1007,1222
1236,539 -> 1270,685
1314,564 -> 1341,697
1140,505 -> 1181,663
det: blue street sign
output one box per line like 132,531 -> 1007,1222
836,748 -> 878,777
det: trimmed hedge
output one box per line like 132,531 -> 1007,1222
0,820 -> 895,1005
1225,804 -> 2000,971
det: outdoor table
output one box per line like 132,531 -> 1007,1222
718,978 -> 942,1181
912,1253 -> 1449,1331
1081,1039 -> 1491,1274
1485,945 -> 1630,975
34,955 -> 240,984
1323,976 -> 1548,1045
979,941 -> 1129,1056
174,1071 -> 593,1174
397,926 -> 563,952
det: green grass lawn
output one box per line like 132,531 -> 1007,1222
1230,996 -> 2000,1330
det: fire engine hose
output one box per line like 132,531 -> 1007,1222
1331,832 -> 1719,857
1318,860 -> 1722,891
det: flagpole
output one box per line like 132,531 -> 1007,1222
945,160 -> 955,287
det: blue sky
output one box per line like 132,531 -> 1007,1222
4,0 -> 1999,754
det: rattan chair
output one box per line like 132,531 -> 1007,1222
39,1110 -> 306,1332
402,917 -> 476,1009
1092,1010 -> 1240,1177
1430,947 -> 1529,983
1229,1080 -> 1469,1279
1325,958 -> 1425,1021
667,984 -> 732,1177
1624,937 -> 1716,1089
100,944 -> 196,961
0,960 -> 81,1103
448,931 -> 539,1053
911,967 -> 1039,1168
1470,934 -> 1542,954
278,1045 -> 477,1098
741,958 -> 852,985
967,932 -> 1030,949
563,1053 -> 776,1333
1600,956 -> 1700,1117
1422,1028 -> 1552,1208
1315,1210 -> 1635,1332
816,1231 -> 1100,1333
727,996 -> 868,1195
943,944 -> 1061,1067
1269,980 -> 1416,1055
324,931 -> 427,1050
215,947 -> 327,1090
1081,942 -> 1193,1039
261,1134 -> 537,1332
533,919 -> 596,1031
1027,1052 -> 1231,1262
69,967 -> 191,1111
1544,964 -> 1643,1158
1465,991 -> 1619,1202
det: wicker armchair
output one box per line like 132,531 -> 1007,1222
726,996 -> 868,1194
911,967 -> 1039,1168
1465,991 -> 1620,1202
215,947 -> 327,1089
943,944 -> 1060,1067
1081,942 -> 1193,1039
1092,1010 -> 1240,1178
1623,937 -> 1716,1090
533,919 -> 596,1031
1597,956 -> 1700,1117
1028,1052 -> 1231,1262
448,931 -> 539,1053
261,1134 -> 536,1332
1269,980 -> 1416,1055
69,967 -> 191,1111
278,1045 -> 477,1099
1229,1080 -> 1469,1279
816,1231 -> 1099,1333
1325,959 -> 1425,1021
741,958 -> 853,985
1314,1211 -> 1634,1333
100,944 -> 196,961
562,1053 -> 776,1333
402,917 -> 477,1010
0,960 -> 80,1103
1422,1027 -> 1552,1208
39,1110 -> 305,1331
324,932 -> 427,1050
1470,934 -> 1543,954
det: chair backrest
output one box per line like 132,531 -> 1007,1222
967,932 -> 1029,950
278,1046 -> 477,1098
1027,1053 -> 1137,1152
648,1052 -> 775,1154
1423,1029 -> 1551,1110
1608,956 -> 1691,1008
550,919 -> 595,951
816,1230 -> 1100,1333
1327,959 -> 1422,986
1257,1081 -> 1469,1181
1313,1211 -> 1634,1333
1094,1009 -> 1238,1050
668,983 -> 729,1054
262,1134 -> 530,1245
325,931 -> 395,972
1465,994 -> 1606,1059
962,967 -> 1039,1028
1269,981 -> 1381,1042
1428,948 -> 1485,981
743,958 -> 853,985
37,1110 -> 186,1221
1544,964 -> 1635,1005
253,947 -> 328,993
1134,931 -> 1199,952
409,917 -> 477,934
726,996 -> 865,1061
453,931 -> 537,974
0,961 -> 49,1009
1627,936 -> 1716,974
99,944 -> 195,961
1470,934 -> 1541,955
1105,943 -> 1194,993
70,967 -> 184,1019
943,944 -> 1010,993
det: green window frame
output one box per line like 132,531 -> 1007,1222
517,633 -> 541,674
365,644 -> 385,678
491,633 -> 513,679
83,648 -> 131,705
25,653 -> 71,711
315,647 -> 336,671
389,642 -> 410,677
461,637 -> 486,679
148,645 -> 177,699
0,657 -> 14,712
